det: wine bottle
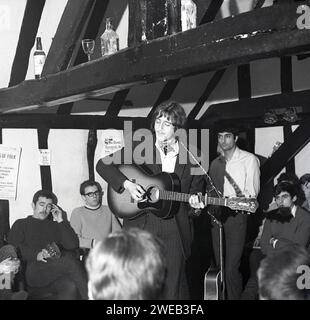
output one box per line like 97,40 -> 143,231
181,0 -> 197,31
33,37 -> 46,79
100,18 -> 119,56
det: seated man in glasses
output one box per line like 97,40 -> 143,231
70,180 -> 121,257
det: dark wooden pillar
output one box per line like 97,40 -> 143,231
0,130 -> 10,246
87,129 -> 98,180
37,128 -> 52,191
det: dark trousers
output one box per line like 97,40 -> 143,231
26,252 -> 88,300
211,209 -> 247,300
124,213 -> 189,300
240,248 -> 265,300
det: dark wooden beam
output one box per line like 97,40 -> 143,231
200,88 -> 310,126
128,0 -> 143,47
1,3 -> 310,113
42,0 -> 96,76
105,89 -> 131,117
283,125 -> 295,173
55,0 -> 110,115
260,119 -> 310,186
8,0 -> 46,87
147,79 -> 180,119
37,128 -> 52,191
0,131 -> 10,246
147,0 -> 224,119
238,64 -> 251,99
199,0 -> 224,24
280,55 -> 295,172
0,114 -> 151,129
188,69 -> 226,120
145,0 -> 168,40
87,129 -> 98,180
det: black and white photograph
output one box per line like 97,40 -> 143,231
0,0 -> 310,314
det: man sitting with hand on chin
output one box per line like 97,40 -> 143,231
8,190 -> 88,299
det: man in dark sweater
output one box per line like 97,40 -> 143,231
8,190 -> 88,299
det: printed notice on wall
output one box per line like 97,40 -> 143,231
38,149 -> 51,166
100,130 -> 124,157
0,145 -> 21,200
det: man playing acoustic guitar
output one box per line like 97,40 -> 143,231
96,101 -> 205,300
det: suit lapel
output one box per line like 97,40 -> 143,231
150,144 -> 162,174
174,154 -> 186,180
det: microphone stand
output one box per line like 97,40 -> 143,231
180,141 -> 226,300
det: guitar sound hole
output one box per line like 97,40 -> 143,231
146,186 -> 159,203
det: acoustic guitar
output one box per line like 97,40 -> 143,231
107,165 -> 258,219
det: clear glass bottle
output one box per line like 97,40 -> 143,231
33,37 -> 46,79
181,0 -> 197,32
100,18 -> 119,56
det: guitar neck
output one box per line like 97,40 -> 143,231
159,190 -> 226,207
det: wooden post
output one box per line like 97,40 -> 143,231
87,129 -> 98,180
128,0 -> 143,47
146,0 -> 167,39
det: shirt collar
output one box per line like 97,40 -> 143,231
156,139 -> 179,157
291,205 -> 297,217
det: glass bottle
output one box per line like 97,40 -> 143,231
33,37 -> 46,79
100,18 -> 119,56
181,0 -> 197,31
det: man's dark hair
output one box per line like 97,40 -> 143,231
32,190 -> 58,205
150,101 -> 187,132
300,174 -> 310,186
79,180 -> 102,196
258,244 -> 310,300
215,123 -> 240,138
274,181 -> 299,199
277,172 -> 300,185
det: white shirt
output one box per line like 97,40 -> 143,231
155,140 -> 179,173
224,147 -> 260,198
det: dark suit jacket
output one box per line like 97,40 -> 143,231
96,138 -> 205,258
261,206 -> 310,256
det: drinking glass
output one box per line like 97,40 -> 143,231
82,39 -> 95,61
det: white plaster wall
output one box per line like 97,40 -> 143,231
49,129 -> 89,220
2,129 -> 41,226
3,128 -> 90,226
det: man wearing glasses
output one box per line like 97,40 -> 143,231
70,180 -> 121,251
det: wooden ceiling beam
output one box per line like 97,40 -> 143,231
0,114 -> 199,130
42,0 -> 96,76
147,0 -> 224,119
260,119 -> 310,186
200,88 -> 310,126
1,3 -> 310,113
8,0 -> 46,87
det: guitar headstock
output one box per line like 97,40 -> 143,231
226,197 -> 258,213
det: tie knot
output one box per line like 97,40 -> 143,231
159,142 -> 175,155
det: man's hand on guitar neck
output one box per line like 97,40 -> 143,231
189,193 -> 205,215
123,180 -> 146,202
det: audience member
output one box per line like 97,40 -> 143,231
0,244 -> 27,300
86,228 -> 167,300
257,244 -> 310,300
241,180 -> 310,299
300,173 -> 310,212
8,189 -> 88,300
70,180 -> 121,253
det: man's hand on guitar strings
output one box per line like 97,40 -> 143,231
123,179 -> 146,202
189,192 -> 205,209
